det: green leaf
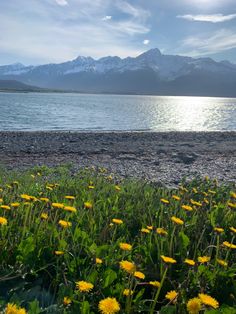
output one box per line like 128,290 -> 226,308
87,270 -> 98,284
160,305 -> 176,314
17,236 -> 35,263
133,288 -> 145,304
28,300 -> 41,314
88,243 -> 97,254
103,269 -> 117,288
81,301 -> 90,314
179,231 -> 190,251
59,239 -> 67,250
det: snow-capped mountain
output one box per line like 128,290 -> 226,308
1,48 -> 236,96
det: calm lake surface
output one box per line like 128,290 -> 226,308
0,92 -> 236,131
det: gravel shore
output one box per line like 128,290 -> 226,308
0,131 -> 235,186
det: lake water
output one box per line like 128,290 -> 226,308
0,92 -> 236,131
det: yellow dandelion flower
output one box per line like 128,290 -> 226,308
147,225 -> 154,230
63,296 -> 72,306
46,186 -> 53,191
5,303 -> 27,314
119,260 -> 136,274
223,241 -> 236,249
0,205 -> 11,210
119,242 -> 132,251
160,198 -> 169,204
112,218 -> 123,225
64,206 -> 77,213
190,199 -> 202,207
179,186 -> 188,193
98,297 -> 120,314
214,227 -> 224,234
208,190 -> 216,195
20,194 -> 31,200
115,185 -> 121,191
76,281 -> 94,292
149,281 -> 160,288
182,205 -> 193,211
228,202 -> 236,208
165,290 -> 178,303
192,188 -> 198,193
198,294 -> 219,309
134,271 -> 145,279
216,259 -> 228,267
0,217 -> 8,225
187,298 -> 202,314
156,227 -> 168,236
230,192 -> 236,198
65,195 -> 75,200
29,196 -> 38,202
40,197 -> 49,202
55,251 -> 64,255
11,202 -> 20,208
198,256 -> 210,263
58,220 -> 72,228
172,195 -> 181,201
84,201 -> 93,209
229,227 -> 236,234
161,255 -> 177,264
184,259 -> 195,266
96,258 -> 103,264
41,213 -> 48,220
171,216 -> 184,225
204,198 -> 209,204
88,185 -> 95,189
52,203 -> 64,209
123,289 -> 133,296
141,228 -> 150,234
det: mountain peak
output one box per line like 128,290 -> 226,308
138,48 -> 162,59
74,56 -> 94,63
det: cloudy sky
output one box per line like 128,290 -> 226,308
0,0 -> 236,65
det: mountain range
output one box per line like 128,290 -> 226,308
1,48 -> 236,97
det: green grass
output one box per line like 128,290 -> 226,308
0,165 -> 236,314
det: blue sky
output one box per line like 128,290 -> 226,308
0,0 -> 236,65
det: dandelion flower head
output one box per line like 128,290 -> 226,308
187,298 -> 202,314
76,281 -> 94,292
198,293 -> 219,309
98,297 -> 120,314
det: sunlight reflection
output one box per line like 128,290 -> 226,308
171,96 -> 212,131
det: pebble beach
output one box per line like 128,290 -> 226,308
0,131 -> 235,186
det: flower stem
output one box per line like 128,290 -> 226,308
150,266 -> 168,314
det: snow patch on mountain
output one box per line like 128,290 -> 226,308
1,48 -> 236,81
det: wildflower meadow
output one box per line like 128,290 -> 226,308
0,165 -> 236,314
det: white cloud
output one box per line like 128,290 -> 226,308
143,39 -> 150,45
0,1 -> 147,64
55,0 -> 68,6
178,29 -> 236,56
102,15 -> 112,21
115,0 -> 150,21
177,13 -> 236,23
109,21 -> 149,35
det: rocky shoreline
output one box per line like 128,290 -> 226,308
0,131 -> 235,186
